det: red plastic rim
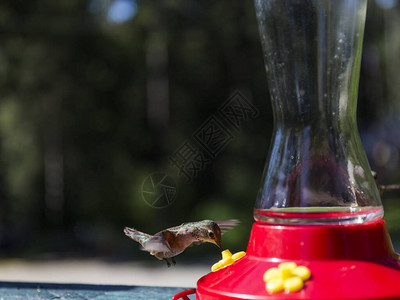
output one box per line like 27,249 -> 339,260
172,288 -> 196,300
247,219 -> 394,260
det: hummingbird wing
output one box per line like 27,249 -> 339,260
215,219 -> 240,234
142,231 -> 173,253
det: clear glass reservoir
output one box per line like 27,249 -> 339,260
254,0 -> 383,224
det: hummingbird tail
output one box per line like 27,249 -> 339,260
124,227 -> 150,245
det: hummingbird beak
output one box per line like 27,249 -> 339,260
216,240 -> 223,250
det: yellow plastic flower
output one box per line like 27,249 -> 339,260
263,262 -> 311,293
211,249 -> 246,272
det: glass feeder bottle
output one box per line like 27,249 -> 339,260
254,0 -> 383,224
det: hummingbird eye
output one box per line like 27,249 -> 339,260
208,231 -> 215,239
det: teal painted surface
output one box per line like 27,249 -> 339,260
0,282 -> 189,300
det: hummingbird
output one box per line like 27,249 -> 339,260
124,219 -> 239,267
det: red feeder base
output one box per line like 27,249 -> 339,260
196,220 -> 400,299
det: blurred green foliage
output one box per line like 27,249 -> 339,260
0,0 -> 399,261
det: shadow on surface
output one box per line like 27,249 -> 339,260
0,281 -> 186,300
0,281 -> 134,291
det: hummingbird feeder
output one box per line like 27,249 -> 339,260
175,0 -> 400,299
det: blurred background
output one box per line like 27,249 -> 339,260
0,0 -> 399,287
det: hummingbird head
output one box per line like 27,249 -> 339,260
196,220 -> 224,250
187,219 -> 239,250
